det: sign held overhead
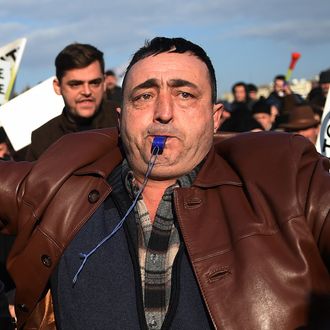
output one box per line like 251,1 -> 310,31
0,38 -> 27,105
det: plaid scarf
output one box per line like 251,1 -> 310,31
123,160 -> 199,330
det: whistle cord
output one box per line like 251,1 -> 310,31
72,146 -> 161,285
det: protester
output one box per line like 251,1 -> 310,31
104,69 -> 122,106
0,281 -> 15,330
0,37 -> 330,329
319,69 -> 330,102
251,99 -> 274,131
0,127 -> 13,161
230,81 -> 253,112
247,83 -> 258,104
220,103 -> 264,132
25,43 -> 118,161
279,104 -> 320,145
266,74 -> 302,120
308,68 -> 330,110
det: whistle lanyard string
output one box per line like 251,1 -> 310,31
72,146 -> 161,285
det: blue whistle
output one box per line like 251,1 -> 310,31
152,136 -> 167,155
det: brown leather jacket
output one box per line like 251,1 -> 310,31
0,128 -> 329,329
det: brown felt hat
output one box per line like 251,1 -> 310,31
279,105 -> 319,130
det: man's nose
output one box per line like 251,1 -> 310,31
81,83 -> 92,95
154,93 -> 173,124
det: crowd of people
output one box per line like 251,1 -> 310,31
0,38 -> 329,329
1,50 -> 329,162
218,70 -> 330,146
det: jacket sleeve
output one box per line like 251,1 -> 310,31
0,160 -> 32,235
25,130 -> 42,161
25,144 -> 38,162
293,134 -> 330,270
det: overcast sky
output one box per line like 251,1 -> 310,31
1,0 -> 330,98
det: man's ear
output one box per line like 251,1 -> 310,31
53,78 -> 62,95
103,74 -> 107,92
212,103 -> 224,133
116,107 -> 121,130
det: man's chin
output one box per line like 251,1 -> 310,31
76,107 -> 97,118
148,163 -> 190,181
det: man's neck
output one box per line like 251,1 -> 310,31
64,106 -> 101,127
135,177 -> 176,223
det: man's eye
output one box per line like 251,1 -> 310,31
133,93 -> 152,101
180,92 -> 193,99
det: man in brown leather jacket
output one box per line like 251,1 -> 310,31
0,37 -> 330,329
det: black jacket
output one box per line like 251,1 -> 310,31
25,100 -> 118,161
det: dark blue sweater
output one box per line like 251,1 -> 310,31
51,165 -> 214,329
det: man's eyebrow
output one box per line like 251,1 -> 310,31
168,79 -> 199,90
67,77 -> 103,84
131,79 -> 159,93
67,79 -> 83,84
89,77 -> 103,83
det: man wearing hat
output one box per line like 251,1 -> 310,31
308,68 -> 330,110
280,104 -> 320,144
319,69 -> 330,97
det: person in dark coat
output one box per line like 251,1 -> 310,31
266,75 -> 303,114
230,81 -> 254,112
220,103 -> 264,132
104,69 -> 122,107
251,98 -> 274,131
308,68 -> 330,110
25,43 -> 118,161
0,280 -> 15,330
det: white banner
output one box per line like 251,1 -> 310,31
316,88 -> 330,157
0,60 -> 11,105
0,77 -> 64,151
0,38 -> 27,105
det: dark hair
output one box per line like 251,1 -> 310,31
319,68 -> 330,84
0,127 -> 7,144
122,37 -> 217,103
251,99 -> 271,115
231,81 -> 248,95
55,43 -> 104,81
105,69 -> 116,77
247,83 -> 258,93
274,75 -> 286,82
